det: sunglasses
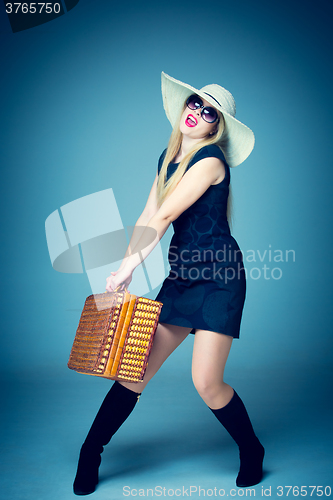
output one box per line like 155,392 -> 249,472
186,94 -> 219,124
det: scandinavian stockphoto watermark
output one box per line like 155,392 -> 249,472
45,188 -> 166,307
243,245 -> 295,281
122,485 -> 332,497
167,245 -> 296,282
4,1 -> 81,33
45,189 -> 296,306
123,485 -> 257,497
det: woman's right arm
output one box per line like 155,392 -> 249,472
115,172 -> 159,273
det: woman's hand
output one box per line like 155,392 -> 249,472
105,268 -> 133,292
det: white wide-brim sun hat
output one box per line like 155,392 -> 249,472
161,71 -> 255,167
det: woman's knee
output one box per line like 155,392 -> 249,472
192,370 -> 221,400
192,370 -> 232,407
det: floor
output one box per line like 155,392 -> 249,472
1,342 -> 332,500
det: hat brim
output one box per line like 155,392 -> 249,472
161,72 -> 255,167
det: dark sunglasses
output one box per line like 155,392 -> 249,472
186,94 -> 219,124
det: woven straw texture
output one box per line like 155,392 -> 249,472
68,290 -> 163,383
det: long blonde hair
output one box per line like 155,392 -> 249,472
156,103 -> 233,225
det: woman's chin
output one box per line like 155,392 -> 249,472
180,126 -> 205,141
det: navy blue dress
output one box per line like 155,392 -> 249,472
155,144 -> 246,338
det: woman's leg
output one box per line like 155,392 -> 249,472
119,322 -> 191,392
73,322 -> 191,495
192,330 -> 264,488
192,329 -> 233,409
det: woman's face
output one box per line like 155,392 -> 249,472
179,96 -> 219,140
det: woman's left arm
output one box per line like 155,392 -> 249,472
106,157 -> 225,291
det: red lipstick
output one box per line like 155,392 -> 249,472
185,114 -> 197,127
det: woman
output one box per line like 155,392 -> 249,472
73,72 -> 265,495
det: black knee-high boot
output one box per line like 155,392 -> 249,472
73,381 -> 140,496
209,390 -> 265,487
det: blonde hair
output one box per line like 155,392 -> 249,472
156,103 -> 233,225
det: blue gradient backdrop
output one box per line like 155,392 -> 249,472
0,0 -> 332,498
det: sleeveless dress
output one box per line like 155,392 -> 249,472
154,144 -> 246,338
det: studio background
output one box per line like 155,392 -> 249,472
0,0 -> 332,499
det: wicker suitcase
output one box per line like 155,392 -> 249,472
68,289 -> 163,383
